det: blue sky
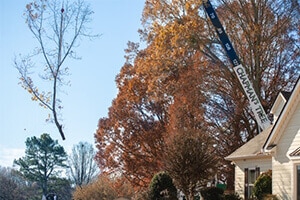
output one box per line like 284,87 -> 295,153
0,0 -> 145,167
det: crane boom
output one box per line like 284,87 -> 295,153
203,0 -> 270,131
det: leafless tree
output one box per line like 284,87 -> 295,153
68,142 -> 99,187
15,0 -> 98,140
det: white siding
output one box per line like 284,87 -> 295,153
230,81 -> 300,199
272,101 -> 300,200
234,157 -> 271,199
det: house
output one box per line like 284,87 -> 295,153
226,77 -> 300,200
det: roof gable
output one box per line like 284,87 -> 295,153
225,126 -> 272,160
270,92 -> 289,123
263,77 -> 300,151
226,76 -> 300,161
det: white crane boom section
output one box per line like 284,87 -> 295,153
203,0 -> 271,130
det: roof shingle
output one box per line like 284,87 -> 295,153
225,126 -> 273,160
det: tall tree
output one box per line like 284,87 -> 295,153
142,0 -> 299,188
141,0 -> 299,138
95,52 -> 169,188
15,0 -> 98,140
95,0 -> 299,190
161,64 -> 217,200
14,133 -> 68,197
68,142 -> 98,187
202,0 -> 300,188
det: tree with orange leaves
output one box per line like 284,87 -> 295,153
95,59 -> 167,188
95,0 -> 299,191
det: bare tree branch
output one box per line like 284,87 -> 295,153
15,0 -> 99,140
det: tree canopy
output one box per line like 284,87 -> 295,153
0,165 -> 72,200
95,0 -> 299,190
68,142 -> 98,187
0,167 -> 27,200
14,133 -> 68,197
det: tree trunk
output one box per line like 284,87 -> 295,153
187,185 -> 195,200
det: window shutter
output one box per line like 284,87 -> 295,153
244,168 -> 248,199
255,167 -> 260,179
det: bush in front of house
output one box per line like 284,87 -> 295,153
200,187 -> 224,200
224,192 -> 243,200
148,171 -> 178,200
253,170 -> 272,200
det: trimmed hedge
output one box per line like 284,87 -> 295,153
149,171 -> 178,200
224,193 -> 243,200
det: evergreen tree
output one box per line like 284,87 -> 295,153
14,133 -> 68,197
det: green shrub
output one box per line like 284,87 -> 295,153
224,193 -> 242,200
253,170 -> 272,200
200,187 -> 224,200
149,171 -> 178,200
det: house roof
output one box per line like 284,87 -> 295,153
263,76 -> 300,151
281,91 -> 292,101
225,126 -> 273,160
226,76 -> 300,161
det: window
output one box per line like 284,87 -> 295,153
245,167 -> 260,200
